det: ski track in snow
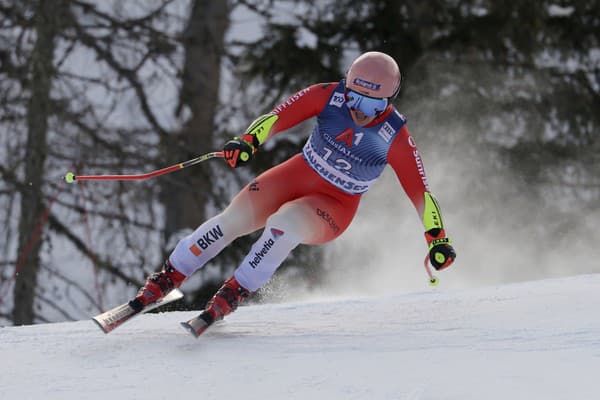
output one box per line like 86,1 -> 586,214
1,274 -> 599,400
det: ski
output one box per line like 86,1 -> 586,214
180,311 -> 215,338
92,289 -> 184,334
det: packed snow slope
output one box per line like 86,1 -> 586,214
1,274 -> 599,400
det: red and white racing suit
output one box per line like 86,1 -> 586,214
170,81 -> 435,291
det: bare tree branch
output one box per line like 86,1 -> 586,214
46,213 -> 143,287
35,290 -> 79,322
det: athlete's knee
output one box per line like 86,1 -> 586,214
168,234 -> 197,276
266,203 -> 314,242
168,213 -> 232,275
221,198 -> 258,235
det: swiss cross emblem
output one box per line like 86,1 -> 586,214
335,128 -> 354,148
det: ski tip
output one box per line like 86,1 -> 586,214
180,321 -> 200,338
92,317 -> 110,334
180,312 -> 214,338
170,288 -> 185,300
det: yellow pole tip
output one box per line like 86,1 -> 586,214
429,277 -> 440,287
65,172 -> 76,183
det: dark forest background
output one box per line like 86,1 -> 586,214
0,0 -> 598,325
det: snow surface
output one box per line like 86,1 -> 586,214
1,274 -> 599,400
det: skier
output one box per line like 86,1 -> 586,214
130,51 -> 456,336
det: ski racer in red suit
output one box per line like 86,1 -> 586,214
130,51 -> 456,336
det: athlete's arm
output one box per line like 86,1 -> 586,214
386,125 -> 443,231
242,83 -> 337,145
223,83 -> 336,168
387,126 -> 456,270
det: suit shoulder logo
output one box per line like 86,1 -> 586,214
329,92 -> 345,108
377,122 -> 395,143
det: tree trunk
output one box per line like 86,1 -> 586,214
13,0 -> 65,325
160,0 -> 230,248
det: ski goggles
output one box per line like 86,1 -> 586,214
345,89 -> 388,117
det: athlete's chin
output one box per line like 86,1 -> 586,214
350,110 -> 375,126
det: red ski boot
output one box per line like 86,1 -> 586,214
180,276 -> 250,338
129,260 -> 186,312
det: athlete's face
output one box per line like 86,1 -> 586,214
345,86 -> 387,126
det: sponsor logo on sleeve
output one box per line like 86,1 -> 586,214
413,150 -> 431,190
377,122 -> 395,143
329,92 -> 345,108
408,135 -> 417,148
272,88 -> 311,114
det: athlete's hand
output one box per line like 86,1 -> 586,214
223,133 -> 258,168
425,228 -> 456,270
